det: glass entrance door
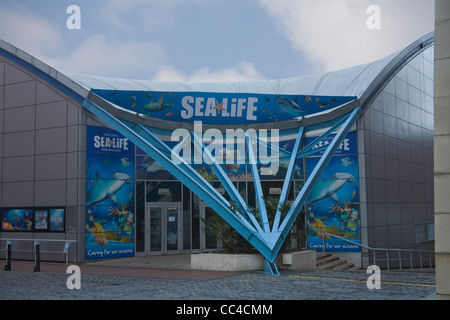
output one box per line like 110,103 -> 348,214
146,205 -> 181,254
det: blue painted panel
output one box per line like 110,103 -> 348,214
92,89 -> 356,124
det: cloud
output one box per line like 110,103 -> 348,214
99,0 -> 182,32
45,34 -> 166,79
0,5 -> 167,79
0,7 -> 64,60
152,60 -> 266,82
256,0 -> 434,73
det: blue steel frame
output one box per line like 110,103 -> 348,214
83,98 -> 361,276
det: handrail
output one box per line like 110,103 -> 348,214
0,238 -> 77,269
320,232 -> 434,270
0,238 -> 77,242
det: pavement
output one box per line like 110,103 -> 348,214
0,255 -> 436,301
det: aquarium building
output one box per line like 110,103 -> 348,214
0,33 -> 435,272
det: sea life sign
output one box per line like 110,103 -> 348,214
92,89 -> 356,124
85,126 -> 136,260
305,131 -> 361,252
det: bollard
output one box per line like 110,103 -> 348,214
4,240 -> 12,271
33,241 -> 40,272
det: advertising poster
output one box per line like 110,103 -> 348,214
305,131 -> 361,252
86,126 -> 136,260
1,209 -> 34,231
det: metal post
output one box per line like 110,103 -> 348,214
410,251 -> 413,269
386,251 -> 390,270
63,242 -> 70,265
4,240 -> 12,271
399,251 -> 402,269
33,241 -> 40,272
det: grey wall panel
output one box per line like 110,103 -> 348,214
2,181 -> 34,206
3,131 -> 35,157
34,180 -> 66,206
35,153 -> 67,180
4,81 -> 35,109
2,156 -> 34,182
67,125 -> 79,153
36,81 -> 65,105
36,100 -> 67,129
35,127 -> 67,154
4,63 -> 33,85
3,105 -> 35,133
0,61 -> 4,86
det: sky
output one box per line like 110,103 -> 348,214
0,0 -> 435,83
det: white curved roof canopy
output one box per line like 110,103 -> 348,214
0,32 -> 434,129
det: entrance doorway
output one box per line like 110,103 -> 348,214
144,204 -> 182,254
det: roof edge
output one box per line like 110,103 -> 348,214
359,32 -> 434,113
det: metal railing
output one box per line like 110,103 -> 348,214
0,238 -> 77,271
320,232 -> 434,270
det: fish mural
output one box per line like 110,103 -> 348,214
86,172 -> 133,207
92,89 -> 356,124
307,172 -> 355,203
341,157 -> 354,167
120,157 -> 132,167
140,92 -> 173,116
86,126 -> 136,261
275,97 -> 305,117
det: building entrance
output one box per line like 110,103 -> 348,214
144,204 -> 182,254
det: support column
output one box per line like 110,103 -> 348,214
434,0 -> 450,300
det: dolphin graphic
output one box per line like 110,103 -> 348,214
307,172 -> 355,203
87,172 -> 132,207
275,97 -> 305,116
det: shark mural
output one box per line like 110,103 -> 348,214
307,172 -> 356,203
87,172 -> 133,207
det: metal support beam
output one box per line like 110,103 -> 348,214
270,107 -> 362,262
191,131 -> 264,234
82,100 -> 274,261
245,132 -> 270,233
264,259 -> 280,276
272,126 -> 304,232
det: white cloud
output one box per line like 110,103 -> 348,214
99,0 -> 182,32
45,34 -> 166,79
0,6 -> 167,79
152,60 -> 266,82
256,0 -> 434,73
0,7 -> 63,60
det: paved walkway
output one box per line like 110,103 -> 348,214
0,255 -> 436,301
